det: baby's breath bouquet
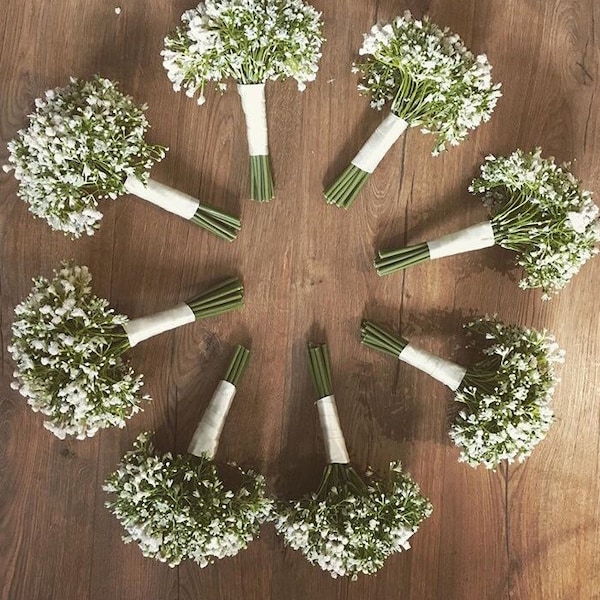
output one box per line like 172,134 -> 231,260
273,343 -> 432,579
375,149 -> 600,299
9,262 -> 244,439
5,76 -> 240,240
324,12 -> 501,209
162,0 -> 324,202
104,346 -> 273,567
361,319 -> 564,469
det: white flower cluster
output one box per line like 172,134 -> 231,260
104,432 -> 273,567
5,76 -> 166,238
355,12 -> 501,154
470,148 -> 600,299
450,317 -> 565,469
162,0 -> 324,103
273,463 -> 432,579
8,262 -> 147,439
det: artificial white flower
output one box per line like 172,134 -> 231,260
104,431 -> 272,567
162,0 -> 324,202
361,318 -> 564,469
356,12 -> 502,154
6,77 -> 165,237
9,262 -> 148,439
450,317 -> 564,468
162,0 -> 324,96
470,149 -> 600,297
325,11 -> 501,209
274,461 -> 432,579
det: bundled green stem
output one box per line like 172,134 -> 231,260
224,345 -> 251,386
191,203 -> 241,241
324,165 -> 371,209
250,155 -> 274,202
375,243 -> 432,275
361,319 -> 500,394
307,343 -> 333,398
186,277 -> 244,319
360,320 -> 408,356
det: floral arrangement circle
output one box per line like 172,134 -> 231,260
4,3 -> 596,581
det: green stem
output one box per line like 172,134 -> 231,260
360,320 -> 408,357
185,277 -> 244,319
316,463 -> 368,499
191,203 -> 241,242
461,359 -> 502,396
250,155 -> 274,202
224,345 -> 250,386
375,243 -> 431,275
323,164 -> 371,209
307,342 -> 333,399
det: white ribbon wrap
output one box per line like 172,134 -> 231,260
399,344 -> 467,391
124,176 -> 200,220
123,302 -> 195,348
316,395 -> 350,464
351,113 -> 409,173
427,221 -> 496,260
188,380 -> 237,459
237,84 -> 269,156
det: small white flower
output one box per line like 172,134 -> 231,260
104,433 -> 272,567
450,317 -> 563,469
274,463 -> 431,578
471,149 -> 600,297
6,76 -> 166,237
9,262 -> 149,439
162,0 -> 324,98
354,12 -> 501,154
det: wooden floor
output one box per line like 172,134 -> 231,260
1,1 -> 600,598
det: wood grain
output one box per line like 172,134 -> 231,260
1,0 -> 600,598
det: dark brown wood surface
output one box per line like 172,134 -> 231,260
1,1 -> 599,598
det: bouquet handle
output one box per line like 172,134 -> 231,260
124,175 -> 200,220
316,395 -> 350,464
123,303 -> 195,348
188,380 -> 237,459
427,221 -> 496,259
237,83 -> 269,156
399,344 -> 466,391
351,113 -> 408,173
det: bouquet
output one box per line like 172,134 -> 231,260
104,346 -> 273,567
162,0 -> 324,202
5,76 -> 240,240
375,149 -> 600,299
273,342 -> 432,579
9,262 -> 244,439
324,12 -> 501,209
361,318 -> 564,469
